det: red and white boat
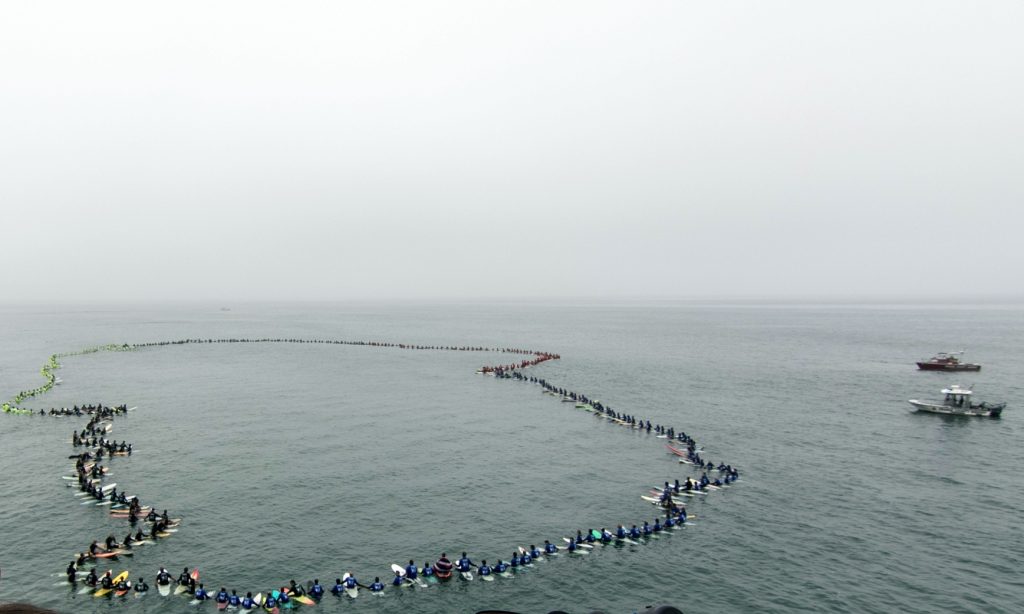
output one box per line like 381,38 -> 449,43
916,351 -> 981,372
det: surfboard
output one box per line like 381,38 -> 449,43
92,551 -> 119,559
293,595 -> 316,605
481,573 -> 494,581
95,571 -> 129,597
157,582 -> 171,596
342,574 -> 357,598
460,571 -> 473,581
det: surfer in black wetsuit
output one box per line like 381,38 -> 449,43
66,561 -> 77,583
134,578 -> 148,592
288,579 -> 305,597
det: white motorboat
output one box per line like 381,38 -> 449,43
908,384 -> 1005,418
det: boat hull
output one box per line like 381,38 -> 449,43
908,400 -> 1003,417
916,362 -> 981,371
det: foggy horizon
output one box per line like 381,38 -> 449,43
2,1 -> 1021,303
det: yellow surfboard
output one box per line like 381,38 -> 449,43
94,570 -> 129,597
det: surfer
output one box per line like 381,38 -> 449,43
215,587 -> 229,604
478,560 -> 492,577
66,561 -> 77,583
228,590 -> 241,607
309,579 -> 324,599
369,577 -> 385,593
494,559 -> 509,573
405,560 -> 418,580
421,562 -> 434,579
544,540 -> 557,554
134,578 -> 148,593
456,552 -> 474,573
331,579 -> 345,595
85,569 -> 98,587
242,592 -> 255,609
288,579 -> 306,597
391,571 -> 404,587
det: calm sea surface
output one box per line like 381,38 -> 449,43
0,302 -> 1021,613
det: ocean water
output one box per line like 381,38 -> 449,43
0,301 -> 1021,614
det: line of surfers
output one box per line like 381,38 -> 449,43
29,337 -> 738,605
64,406 -> 181,564
132,337 -> 558,359
495,369 -> 743,481
67,513 -> 692,609
40,403 -> 131,418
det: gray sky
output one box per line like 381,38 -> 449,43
2,1 -> 1021,302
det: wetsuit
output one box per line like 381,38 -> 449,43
134,579 -> 148,592
331,580 -> 345,595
